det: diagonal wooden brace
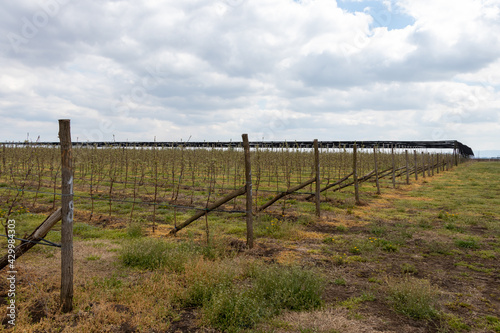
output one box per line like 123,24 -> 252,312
0,208 -> 62,271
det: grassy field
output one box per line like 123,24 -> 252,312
1,160 -> 499,332
0,145 -> 452,231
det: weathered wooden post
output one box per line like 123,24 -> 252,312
391,145 -> 396,188
58,119 -> 73,313
152,145 -> 158,233
413,150 -> 418,181
427,153 -> 431,177
436,154 -> 440,174
373,146 -> 381,195
353,143 -> 360,205
421,152 -> 426,178
1,144 -> 5,174
429,154 -> 434,177
242,134 -> 253,249
454,142 -> 458,166
405,150 -> 410,185
314,139 -> 321,217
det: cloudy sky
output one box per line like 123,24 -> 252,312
1,0 -> 499,154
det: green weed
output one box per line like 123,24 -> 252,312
382,243 -> 399,252
443,313 -> 471,332
482,315 -> 500,332
444,222 -> 464,233
387,277 -> 440,320
74,223 -> 126,239
183,259 -> 238,307
368,277 -> 382,284
322,236 -> 335,244
253,265 -> 324,313
339,292 -> 376,310
334,278 -> 346,286
127,220 -> 144,238
427,241 -> 452,255
200,263 -> 324,332
401,263 -> 418,275
455,238 -> 480,249
331,254 -> 347,266
92,275 -> 123,289
417,219 -> 433,229
370,225 -> 386,237
349,246 -> 361,254
454,262 -> 493,273
201,286 -> 267,332
120,239 -> 200,271
336,225 -> 348,232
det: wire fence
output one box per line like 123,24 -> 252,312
0,141 -> 463,234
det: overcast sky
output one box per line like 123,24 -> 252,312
1,0 -> 499,153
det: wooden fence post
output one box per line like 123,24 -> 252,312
242,134 -> 253,249
421,152 -> 426,178
454,142 -> 458,166
391,145 -> 396,188
1,144 -> 5,174
427,153 -> 431,177
404,150 -> 409,185
353,143 -> 360,205
152,146 -> 158,233
414,150 -> 418,181
314,139 -> 320,217
58,119 -> 73,313
431,153 -> 435,176
373,146 -> 381,195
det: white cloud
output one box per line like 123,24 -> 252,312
0,0 -> 499,152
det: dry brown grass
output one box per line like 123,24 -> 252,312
260,307 -> 405,333
0,238 -> 183,332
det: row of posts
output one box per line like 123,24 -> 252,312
243,138 -> 460,251
55,124 -> 463,313
353,143 -> 460,205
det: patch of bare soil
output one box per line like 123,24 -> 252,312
165,308 -> 219,333
245,240 -> 284,261
28,299 -> 48,324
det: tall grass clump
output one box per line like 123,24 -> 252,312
202,286 -> 267,332
198,263 -> 325,332
73,222 -> 126,239
253,265 -> 324,313
455,237 -> 480,249
183,258 -> 239,307
254,215 -> 301,240
387,277 -> 440,320
120,239 -> 200,271
127,220 -> 144,238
